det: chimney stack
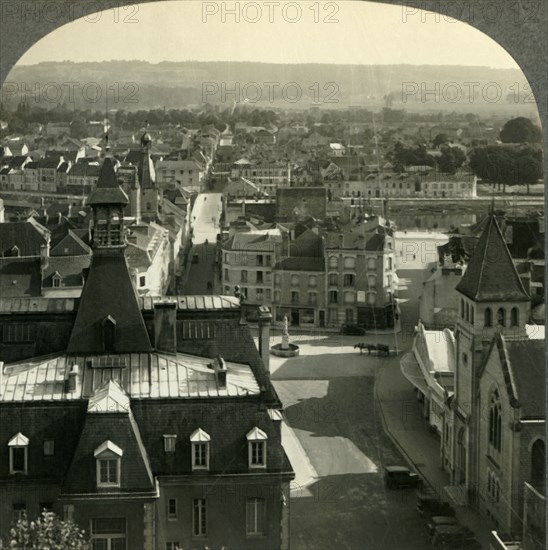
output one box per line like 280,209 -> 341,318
67,364 -> 79,393
154,301 -> 177,353
257,305 -> 272,374
213,355 -> 227,388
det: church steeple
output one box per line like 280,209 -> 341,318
456,214 -> 529,303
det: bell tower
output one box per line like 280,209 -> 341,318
67,156 -> 152,355
450,213 -> 530,499
138,125 -> 159,221
89,157 -> 129,250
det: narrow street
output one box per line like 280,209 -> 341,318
181,193 -> 223,295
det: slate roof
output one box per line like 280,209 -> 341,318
50,225 -> 92,256
0,221 -> 47,256
0,403 -> 86,481
491,334 -> 545,419
456,215 -> 529,302
66,252 -> 152,354
42,255 -> 91,288
0,257 -> 42,297
62,390 -> 155,495
325,228 -> 389,252
88,157 -> 129,206
37,156 -> 62,169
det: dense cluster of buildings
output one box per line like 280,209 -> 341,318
0,155 -> 294,549
221,218 -> 398,329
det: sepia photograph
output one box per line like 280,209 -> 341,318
0,1 -> 545,549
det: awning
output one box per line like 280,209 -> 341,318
400,352 -> 429,395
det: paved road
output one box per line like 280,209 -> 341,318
181,193 -> 223,294
270,334 -> 433,550
190,193 -> 223,244
181,243 -> 220,295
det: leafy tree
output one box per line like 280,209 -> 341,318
3,510 -> 88,549
432,133 -> 449,148
390,142 -> 436,172
500,117 -> 542,144
437,146 -> 466,174
469,145 -> 542,193
70,117 -> 88,138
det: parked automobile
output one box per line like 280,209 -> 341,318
341,324 -> 366,336
427,516 -> 459,537
384,465 -> 423,489
431,524 -> 481,549
416,493 -> 455,518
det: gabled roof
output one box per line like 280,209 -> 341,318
456,215 -> 529,302
483,333 -> 545,419
88,380 -> 131,414
0,221 -> 47,256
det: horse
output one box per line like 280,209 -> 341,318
375,344 -> 390,356
354,343 -> 375,355
354,343 -> 390,356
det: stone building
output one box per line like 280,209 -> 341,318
0,155 -> 293,549
443,215 -> 544,541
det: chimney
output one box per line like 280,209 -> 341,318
213,354 -> 227,388
67,364 -> 79,393
154,301 -> 177,353
257,306 -> 272,374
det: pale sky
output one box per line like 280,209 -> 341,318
18,0 -> 520,69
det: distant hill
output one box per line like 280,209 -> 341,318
3,60 -> 531,111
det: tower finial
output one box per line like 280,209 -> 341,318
103,92 -> 110,155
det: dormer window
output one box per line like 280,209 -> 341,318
102,315 -> 117,353
94,440 -> 123,488
52,272 -> 62,288
247,427 -> 267,469
8,433 -> 29,474
190,428 -> 210,470
164,434 -> 177,453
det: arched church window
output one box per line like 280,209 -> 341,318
497,308 -> 506,327
488,390 -> 502,452
484,308 -> 492,327
510,308 -> 519,327
531,439 -> 545,493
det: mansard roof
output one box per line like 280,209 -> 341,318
456,215 -> 529,302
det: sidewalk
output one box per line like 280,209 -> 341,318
280,420 -> 318,498
375,360 -> 493,549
